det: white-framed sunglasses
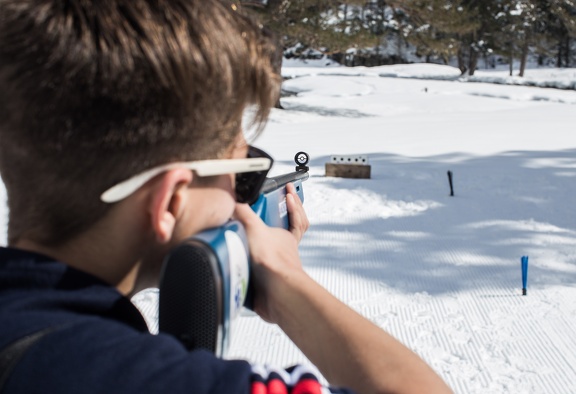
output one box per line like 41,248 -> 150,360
100,146 -> 273,205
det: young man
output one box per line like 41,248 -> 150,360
0,1 -> 452,393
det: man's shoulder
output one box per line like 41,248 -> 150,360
0,246 -> 149,347
4,319 -> 253,393
0,247 -> 253,393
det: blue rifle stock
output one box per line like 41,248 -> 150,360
158,152 -> 309,357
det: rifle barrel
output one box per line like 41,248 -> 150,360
261,171 -> 309,194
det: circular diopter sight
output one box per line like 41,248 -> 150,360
295,151 -> 309,166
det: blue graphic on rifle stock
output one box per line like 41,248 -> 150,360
158,152 -> 309,356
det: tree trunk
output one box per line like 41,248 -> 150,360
457,46 -> 467,75
509,45 -> 514,77
564,36 -> 571,68
519,41 -> 529,77
468,46 -> 479,76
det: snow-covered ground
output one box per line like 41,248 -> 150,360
2,63 -> 575,393
234,63 -> 576,393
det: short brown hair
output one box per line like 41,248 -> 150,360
0,0 -> 280,245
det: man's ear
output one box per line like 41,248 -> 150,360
148,169 -> 193,244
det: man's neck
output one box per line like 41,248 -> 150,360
13,215 -> 148,296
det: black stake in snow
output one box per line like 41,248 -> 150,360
447,171 -> 454,196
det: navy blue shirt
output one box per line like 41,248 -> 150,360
0,247 -> 353,393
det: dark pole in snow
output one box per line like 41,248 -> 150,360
447,171 -> 454,196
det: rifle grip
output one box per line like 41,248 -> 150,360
251,179 -> 304,230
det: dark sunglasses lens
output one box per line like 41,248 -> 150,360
235,172 -> 266,204
235,147 -> 273,205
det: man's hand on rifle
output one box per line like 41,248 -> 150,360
234,201 -> 304,323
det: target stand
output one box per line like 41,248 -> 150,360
325,155 -> 371,179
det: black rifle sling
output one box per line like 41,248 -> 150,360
0,327 -> 57,392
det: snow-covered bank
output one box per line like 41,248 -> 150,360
282,61 -> 576,91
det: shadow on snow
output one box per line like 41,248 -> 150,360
280,149 -> 576,296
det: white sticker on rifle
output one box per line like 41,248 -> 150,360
225,230 -> 249,321
279,198 -> 287,218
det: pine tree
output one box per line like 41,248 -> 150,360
540,0 -> 576,67
491,0 -> 540,76
400,0 -> 478,65
237,0 -> 575,69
